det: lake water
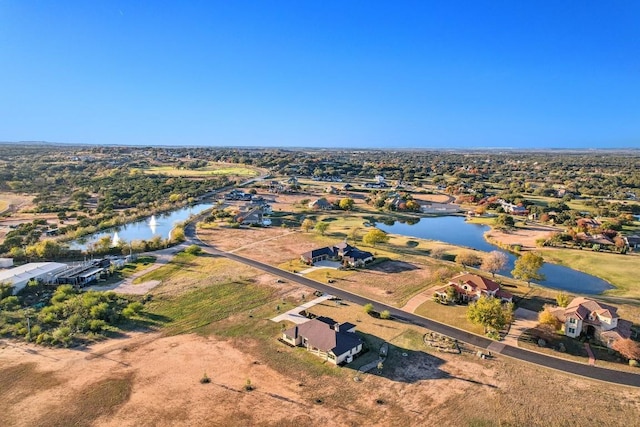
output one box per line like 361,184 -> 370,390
70,203 -> 214,250
376,216 -> 614,294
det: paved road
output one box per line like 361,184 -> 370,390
184,222 -> 640,388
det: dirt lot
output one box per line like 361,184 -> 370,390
485,224 -> 562,250
3,321 -> 640,426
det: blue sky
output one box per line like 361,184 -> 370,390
1,1 -> 638,148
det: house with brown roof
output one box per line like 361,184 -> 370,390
281,317 -> 363,364
433,273 -> 513,303
558,297 -> 632,348
308,198 -> 333,210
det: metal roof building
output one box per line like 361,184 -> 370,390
0,262 -> 68,294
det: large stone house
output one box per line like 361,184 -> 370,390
301,241 -> 374,267
433,273 -> 513,303
556,297 -> 632,348
282,317 -> 363,365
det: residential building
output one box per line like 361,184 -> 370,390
433,273 -> 513,303
301,241 -> 374,267
557,297 -> 632,348
281,317 -> 362,365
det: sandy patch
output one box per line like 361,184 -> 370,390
485,224 -> 563,250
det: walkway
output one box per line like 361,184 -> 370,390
400,289 -> 436,313
585,343 -> 596,366
502,308 -> 539,347
270,294 -> 334,324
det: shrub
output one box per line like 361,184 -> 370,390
380,310 -> 391,320
185,245 -> 202,255
630,360 -> 639,368
363,303 -> 374,314
200,372 -> 211,384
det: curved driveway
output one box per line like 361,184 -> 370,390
184,222 -> 640,388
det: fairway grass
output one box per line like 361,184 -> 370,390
143,163 -> 259,178
542,249 -> 640,298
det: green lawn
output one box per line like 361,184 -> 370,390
143,163 -> 259,177
414,300 -> 485,335
542,249 -> 640,298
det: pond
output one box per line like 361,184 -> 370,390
376,216 -> 614,294
70,203 -> 214,250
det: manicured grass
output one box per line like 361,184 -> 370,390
143,163 -> 259,177
303,268 -> 356,282
414,300 -> 486,335
542,249 -> 640,298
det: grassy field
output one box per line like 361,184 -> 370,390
143,163 -> 259,178
542,249 -> 640,298
0,199 -> 9,213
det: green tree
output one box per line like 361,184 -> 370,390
467,296 -> 514,335
380,310 -> 391,319
301,218 -> 315,232
556,291 -> 570,308
495,214 -> 515,229
362,228 -> 389,247
314,221 -> 329,236
511,252 -> 545,285
446,285 -> 458,303
339,198 -> 355,211
363,303 -> 374,314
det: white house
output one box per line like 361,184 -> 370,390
282,318 -> 362,365
0,262 -> 68,294
561,297 -> 632,347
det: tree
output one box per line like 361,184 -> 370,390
481,251 -> 508,277
348,226 -> 361,243
339,198 -> 355,211
363,303 -> 374,314
538,308 -> 561,330
511,252 -> 545,285
445,285 -> 458,303
495,214 -> 515,229
362,228 -> 389,247
301,218 -> 315,232
314,221 -> 329,236
556,291 -> 570,308
467,296 -> 514,334
455,250 -> 482,268
380,310 -> 391,319
612,338 -> 640,361
430,246 -> 447,260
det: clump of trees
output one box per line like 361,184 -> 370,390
0,284 -> 141,347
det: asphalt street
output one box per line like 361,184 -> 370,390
184,221 -> 640,388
